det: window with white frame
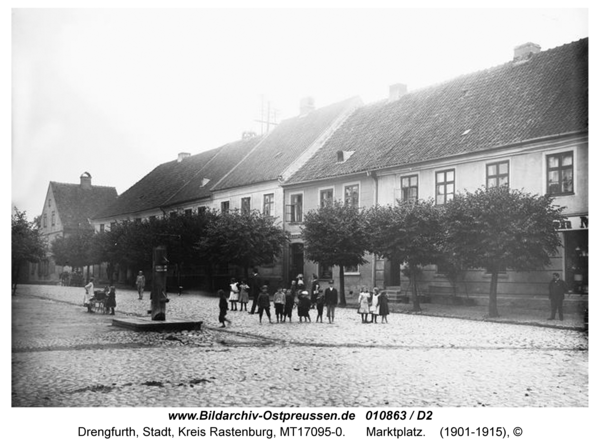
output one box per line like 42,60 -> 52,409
221,201 -> 230,214
241,197 -> 251,214
547,151 -> 574,195
400,175 -> 418,202
486,161 -> 510,188
263,194 -> 274,216
287,194 -> 303,223
319,188 -> 334,207
344,184 -> 359,207
435,169 -> 455,205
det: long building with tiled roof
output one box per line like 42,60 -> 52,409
286,38 -> 587,185
93,136 -> 262,221
282,38 -> 588,300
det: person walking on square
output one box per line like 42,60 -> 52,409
135,271 -> 145,300
358,286 -> 370,323
239,278 -> 249,312
218,289 -> 231,328
548,272 -> 569,321
284,287 -> 294,322
370,287 -> 380,323
229,278 -> 240,311
106,285 -> 117,315
257,285 -> 272,324
249,268 -> 262,314
378,289 -> 390,323
324,280 -> 338,324
273,285 -> 286,323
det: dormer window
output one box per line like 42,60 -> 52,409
337,150 -> 355,163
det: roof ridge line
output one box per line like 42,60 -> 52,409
210,136 -> 267,192
160,145 -> 224,207
280,97 -> 363,183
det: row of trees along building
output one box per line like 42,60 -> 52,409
14,184 -> 564,318
301,186 -> 563,317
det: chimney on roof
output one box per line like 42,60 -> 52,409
513,42 -> 541,62
299,97 -> 315,116
242,130 -> 257,140
177,152 -> 191,162
389,83 -> 408,102
80,172 -> 92,190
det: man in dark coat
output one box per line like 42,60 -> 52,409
548,272 -> 569,321
249,268 -> 262,314
324,280 -> 338,324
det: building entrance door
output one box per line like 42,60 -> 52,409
389,259 -> 402,286
289,243 -> 304,283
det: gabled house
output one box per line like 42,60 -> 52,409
31,172 -> 118,283
209,96 -> 362,285
283,39 -> 588,300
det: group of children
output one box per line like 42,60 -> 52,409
357,286 -> 390,323
218,275 -> 346,327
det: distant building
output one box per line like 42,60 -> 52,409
30,172 -> 118,283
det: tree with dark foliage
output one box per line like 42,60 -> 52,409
12,208 -> 47,294
198,209 -> 289,286
366,200 -> 443,312
301,201 -> 370,306
444,186 -> 564,317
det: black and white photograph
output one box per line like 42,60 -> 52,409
8,3 -> 594,446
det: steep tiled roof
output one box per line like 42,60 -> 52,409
51,182 -> 118,230
286,38 -> 588,184
212,97 -> 360,191
93,137 -> 262,219
165,136 -> 262,206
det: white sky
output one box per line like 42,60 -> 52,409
10,6 -> 589,217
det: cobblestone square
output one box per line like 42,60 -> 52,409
12,285 -> 588,407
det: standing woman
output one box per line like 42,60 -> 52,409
296,274 -> 305,292
83,277 -> 95,312
358,286 -> 370,323
229,278 -> 240,311
378,289 -> 390,323
370,287 -> 380,323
